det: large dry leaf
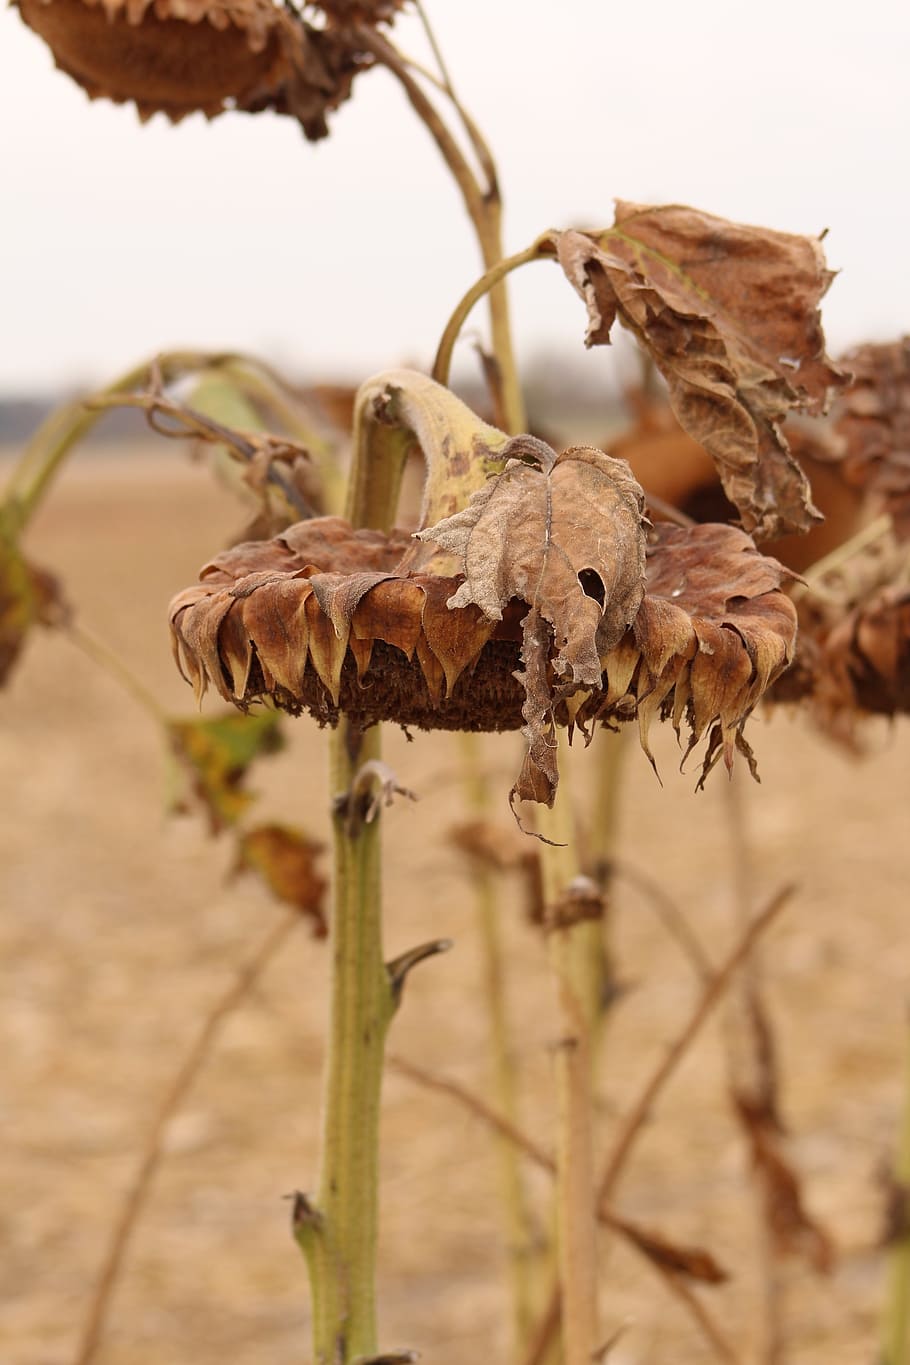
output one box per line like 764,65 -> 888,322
417,436 -> 647,807
549,202 -> 847,540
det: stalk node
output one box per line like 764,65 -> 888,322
543,876 -> 607,934
334,759 -> 419,833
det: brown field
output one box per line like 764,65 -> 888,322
3,448 -> 910,1364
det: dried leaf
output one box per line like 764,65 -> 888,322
549,202 -> 847,539
418,435 -> 647,806
15,0 -> 369,139
820,337 -> 910,538
732,1090 -> 834,1273
234,822 -> 327,936
0,507 -> 67,687
167,709 -> 284,833
776,529 -> 910,737
609,1214 -> 729,1285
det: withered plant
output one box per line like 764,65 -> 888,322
7,3 -> 896,1364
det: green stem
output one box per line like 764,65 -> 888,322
883,1010 -> 910,1365
66,622 -> 167,723
432,239 -> 552,394
305,722 -> 394,1364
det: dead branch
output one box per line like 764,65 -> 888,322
596,884 -> 794,1212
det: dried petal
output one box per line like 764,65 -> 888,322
170,505 -> 796,803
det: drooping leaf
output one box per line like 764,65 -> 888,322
418,435 -> 648,807
234,823 -> 327,936
732,1089 -> 834,1273
167,709 -> 284,833
548,202 -> 847,540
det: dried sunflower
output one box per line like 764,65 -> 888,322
170,422 -> 797,809
14,0 -> 369,137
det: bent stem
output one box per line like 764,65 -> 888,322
2,351 -> 242,530
355,21 -> 526,434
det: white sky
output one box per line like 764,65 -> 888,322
2,0 -> 909,395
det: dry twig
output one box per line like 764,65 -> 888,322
388,1055 -> 740,1365
73,910 -> 299,1365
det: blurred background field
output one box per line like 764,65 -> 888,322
2,439 -> 910,1364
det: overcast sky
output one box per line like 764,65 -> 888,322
2,1 -> 908,396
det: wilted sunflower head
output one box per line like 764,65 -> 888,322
14,0 -> 374,137
170,416 -> 798,809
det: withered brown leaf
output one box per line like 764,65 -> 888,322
608,1214 -> 729,1285
732,1090 -> 834,1274
417,435 -> 647,807
234,822 -> 327,937
549,202 -> 847,541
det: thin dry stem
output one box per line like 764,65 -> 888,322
605,858 -> 712,979
73,910 -> 299,1365
597,883 -> 795,1211
356,24 -> 524,433
539,786 -> 601,1365
455,731 -> 543,1354
66,622 -> 167,723
389,1054 -> 741,1363
412,1 -> 498,191
722,774 -> 787,1364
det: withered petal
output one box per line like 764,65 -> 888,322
169,509 -> 797,805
